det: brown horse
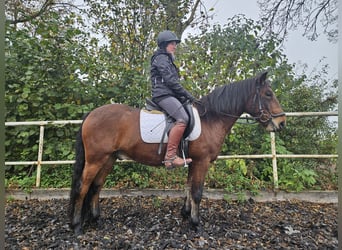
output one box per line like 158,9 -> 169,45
69,71 -> 286,235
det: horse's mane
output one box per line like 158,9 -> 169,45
198,77 -> 257,119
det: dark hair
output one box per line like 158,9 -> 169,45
158,41 -> 169,49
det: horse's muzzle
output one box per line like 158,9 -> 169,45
266,115 -> 286,132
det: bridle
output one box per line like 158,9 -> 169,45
253,85 -> 286,124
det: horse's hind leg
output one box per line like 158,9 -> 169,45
71,162 -> 101,235
89,157 -> 115,223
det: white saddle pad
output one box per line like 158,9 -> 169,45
140,107 -> 201,143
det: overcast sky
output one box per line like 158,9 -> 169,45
184,0 -> 338,80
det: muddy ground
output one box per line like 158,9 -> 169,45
5,196 -> 338,249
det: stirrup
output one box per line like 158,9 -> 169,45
163,156 -> 192,170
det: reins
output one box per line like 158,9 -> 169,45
195,101 -> 258,125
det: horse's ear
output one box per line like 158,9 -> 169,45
257,71 -> 268,85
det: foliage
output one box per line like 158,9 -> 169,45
104,163 -> 188,189
279,165 -> 318,192
105,163 -> 154,189
85,0 -> 211,39
40,165 -> 73,188
5,13 -> 92,187
83,0 -> 212,107
181,15 -> 286,87
207,159 -> 263,196
278,65 -> 337,158
6,171 -> 36,192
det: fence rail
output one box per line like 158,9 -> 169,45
5,111 -> 338,188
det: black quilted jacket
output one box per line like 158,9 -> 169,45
150,48 -> 193,103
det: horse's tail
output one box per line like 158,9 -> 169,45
69,112 -> 90,224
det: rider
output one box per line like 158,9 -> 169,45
150,30 -> 196,169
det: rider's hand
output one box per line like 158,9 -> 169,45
188,95 -> 196,103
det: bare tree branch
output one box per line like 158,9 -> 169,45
6,0 -> 80,24
183,0 -> 201,29
258,0 -> 338,42
160,0 -> 212,38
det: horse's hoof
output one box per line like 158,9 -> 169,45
89,216 -> 102,227
74,225 -> 83,236
190,217 -> 200,228
180,206 -> 190,219
191,223 -> 203,233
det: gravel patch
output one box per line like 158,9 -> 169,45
5,196 -> 338,249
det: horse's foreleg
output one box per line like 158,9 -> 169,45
181,179 -> 204,227
182,161 -> 209,228
181,184 -> 192,219
189,181 -> 204,227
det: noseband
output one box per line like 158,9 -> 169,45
253,86 -> 286,124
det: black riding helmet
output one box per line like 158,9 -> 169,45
157,30 -> 181,48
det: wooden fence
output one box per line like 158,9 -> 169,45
5,111 -> 338,188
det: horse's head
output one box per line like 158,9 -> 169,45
248,72 -> 286,132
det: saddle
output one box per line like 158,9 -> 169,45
145,98 -> 196,156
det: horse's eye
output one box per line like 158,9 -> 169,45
265,91 -> 273,97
